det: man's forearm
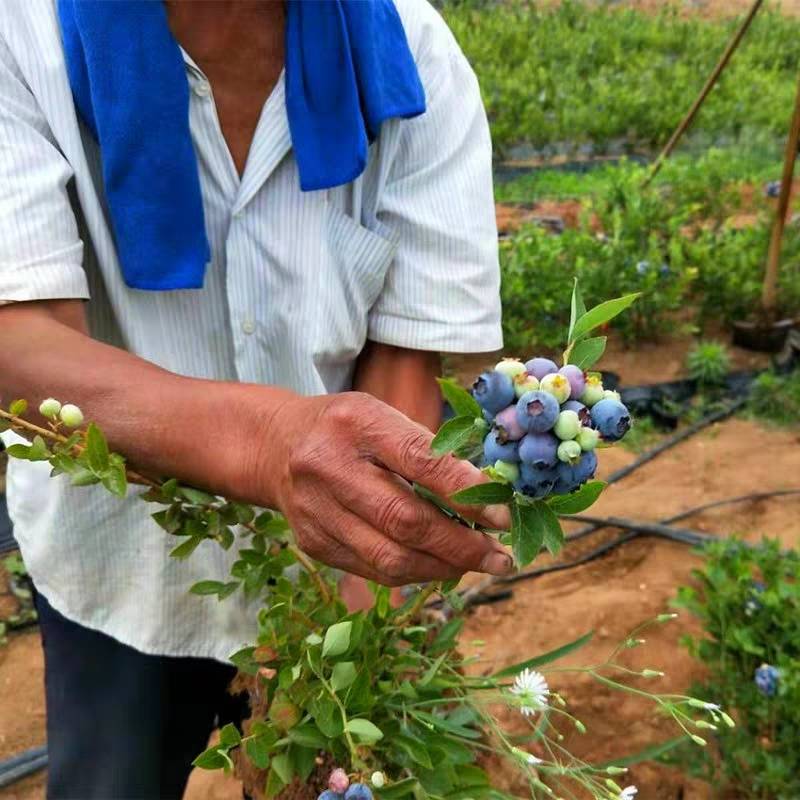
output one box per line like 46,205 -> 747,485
353,341 -> 443,431
0,301 -> 292,503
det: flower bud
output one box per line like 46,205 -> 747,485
39,398 -> 62,420
59,403 -> 84,428
691,735 -> 707,747
606,767 -> 628,776
574,719 -> 586,734
370,772 -> 385,789
721,712 -> 735,728
604,779 -> 622,793
657,613 -> 678,623
641,669 -> 664,678
695,720 -> 717,730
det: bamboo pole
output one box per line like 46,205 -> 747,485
643,0 -> 764,188
762,71 -> 800,315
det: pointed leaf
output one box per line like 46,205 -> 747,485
570,293 -> 641,341
346,718 -> 384,743
331,661 -> 357,692
190,580 -> 227,596
510,499 -> 544,567
568,278 -> 587,344
169,536 -> 204,560
494,631 -> 594,678
567,337 -> 607,370
450,482 -> 513,506
85,423 -> 109,473
547,481 -> 607,515
436,378 -> 482,419
322,620 -> 352,659
431,415 -> 486,457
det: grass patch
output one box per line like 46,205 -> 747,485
746,369 -> 800,428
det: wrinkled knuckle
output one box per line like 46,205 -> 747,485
376,495 -> 428,541
397,429 -> 436,474
369,541 -> 407,581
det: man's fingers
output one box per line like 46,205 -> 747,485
342,468 -> 514,577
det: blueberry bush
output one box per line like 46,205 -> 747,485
675,540 -> 800,798
0,288 -> 730,800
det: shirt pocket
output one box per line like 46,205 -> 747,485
312,202 -> 398,367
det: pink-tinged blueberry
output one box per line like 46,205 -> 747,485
516,390 -> 559,433
559,365 -> 586,400
519,432 -> 559,468
329,770 -> 350,794
493,405 -> 527,442
473,371 -> 515,415
525,357 -> 559,380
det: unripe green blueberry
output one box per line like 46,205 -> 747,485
493,460 -> 520,484
39,398 -> 62,420
495,358 -> 527,379
513,373 -> 539,398
557,440 -> 582,465
576,427 -> 600,452
539,373 -> 570,404
553,410 -> 581,441
579,376 -> 605,407
371,772 -> 385,789
603,389 -> 621,403
59,403 -> 84,428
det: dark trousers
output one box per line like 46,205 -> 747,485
35,593 -> 248,800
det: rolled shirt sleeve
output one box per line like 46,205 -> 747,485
0,34 -> 87,304
368,18 -> 502,354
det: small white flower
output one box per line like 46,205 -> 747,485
702,702 -> 721,712
512,747 -> 542,765
510,668 -> 549,716
619,787 -> 638,800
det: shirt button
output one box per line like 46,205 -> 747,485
241,319 -> 256,335
193,80 -> 211,98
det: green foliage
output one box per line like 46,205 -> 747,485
747,369 -> 800,428
675,540 -> 800,797
444,2 -> 800,158
685,341 -> 731,387
618,415 -> 663,455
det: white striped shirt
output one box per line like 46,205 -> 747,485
0,0 -> 501,661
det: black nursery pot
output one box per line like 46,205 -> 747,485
732,318 -> 797,353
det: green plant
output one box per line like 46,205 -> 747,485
675,539 -> 800,798
0,287 -> 729,799
747,369 -> 800,427
685,341 -> 731,387
618,415 -> 663,455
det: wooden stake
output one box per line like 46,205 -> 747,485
762,71 -> 800,315
643,0 -> 764,188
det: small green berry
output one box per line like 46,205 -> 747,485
576,427 -> 600,452
59,404 -> 84,428
554,410 -> 581,441
557,440 -> 582,465
39,398 -> 62,420
493,460 -> 520,484
371,772 -> 385,789
495,359 -> 527,379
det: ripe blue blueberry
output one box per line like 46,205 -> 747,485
559,365 -> 586,400
516,390 -> 559,433
494,405 -> 527,442
573,450 -> 598,483
484,429 -> 520,463
765,180 -> 781,198
513,463 -> 558,499
590,399 -> 632,442
345,784 -> 374,800
754,663 -> 780,697
562,400 -> 591,426
636,260 -> 650,276
519,432 -> 559,468
554,451 -> 597,494
473,371 -> 515,415
525,357 -> 559,381
319,791 -> 343,800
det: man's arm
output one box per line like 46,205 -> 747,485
353,341 -> 442,431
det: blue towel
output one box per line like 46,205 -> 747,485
58,1 -> 426,291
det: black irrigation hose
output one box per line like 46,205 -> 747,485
0,746 -> 48,789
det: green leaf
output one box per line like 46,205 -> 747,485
217,581 -> 240,600
567,336 -> 607,370
538,501 -> 565,556
410,711 -> 481,739
6,436 -> 50,462
85,423 -> 109,473
229,646 -> 258,675
598,736 -> 686,769
288,724 -> 328,750
510,499 -> 544,567
245,736 -> 271,770
70,466 -> 101,486
547,481 -> 607,515
395,734 -> 433,769
331,661 -> 357,692
193,747 -> 229,770
322,620 -> 352,659
179,486 -> 217,506
346,718 -> 384,743
101,460 -> 128,498
376,778 -> 420,800
169,536 -> 204,560
567,278 -> 587,344
494,631 -> 594,678
436,377 -> 481,418
309,694 -> 342,738
190,580 -> 228,596
9,399 -> 27,417
419,653 -> 448,688
450,482 -> 514,506
431,415 -> 486,457
265,766 -> 286,799
570,293 -> 641,342
219,723 -> 241,748
270,752 -> 294,785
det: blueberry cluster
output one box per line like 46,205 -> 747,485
318,770 -> 375,800
754,663 -> 780,697
473,357 -> 632,498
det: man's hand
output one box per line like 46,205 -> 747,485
259,392 -> 513,586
